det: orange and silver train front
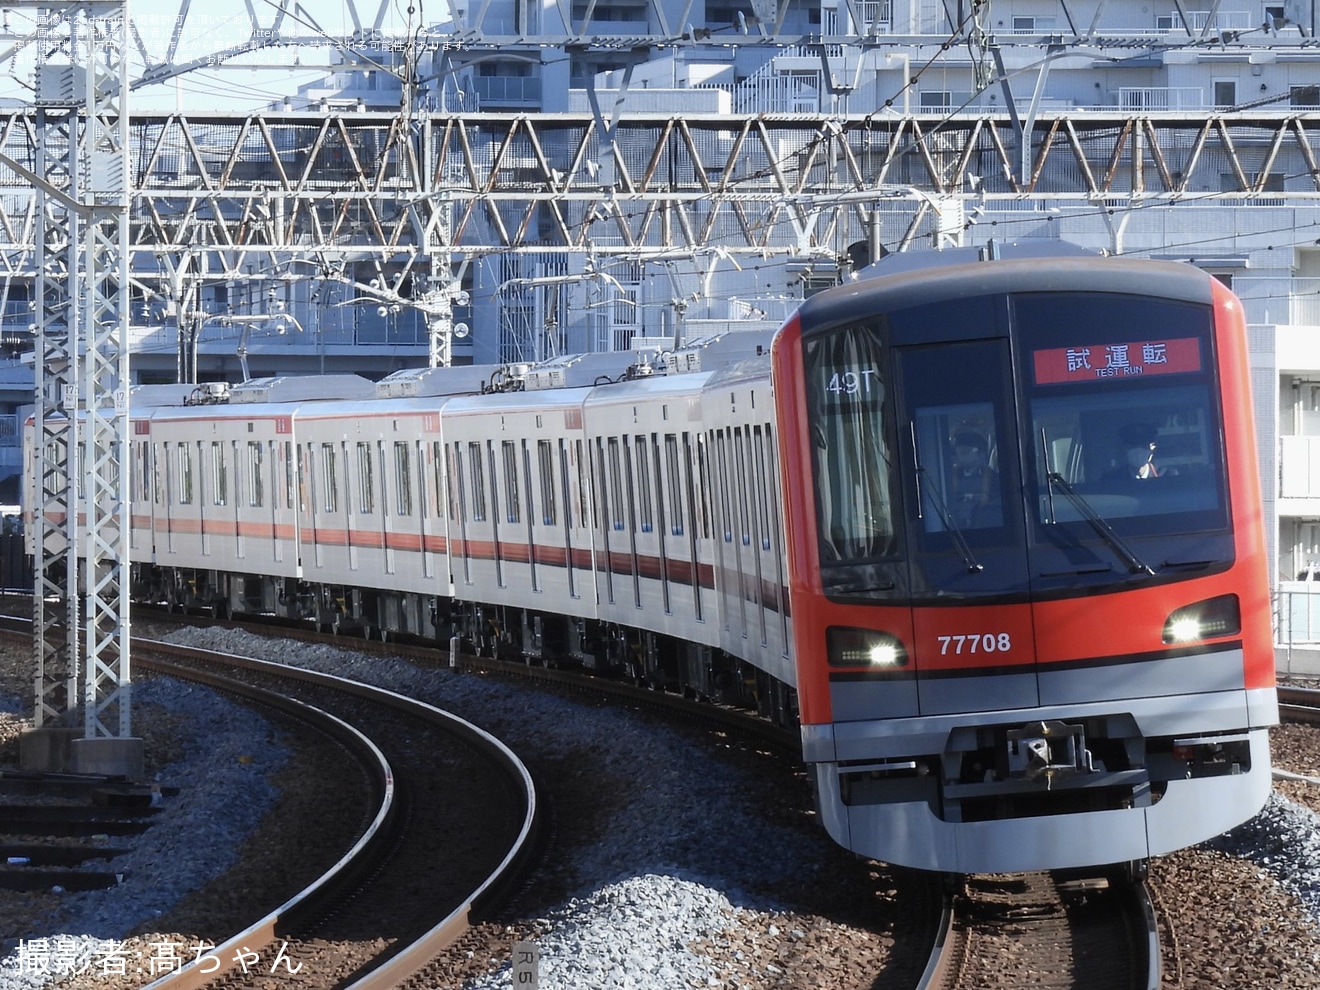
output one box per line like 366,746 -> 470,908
772,250 -> 1277,875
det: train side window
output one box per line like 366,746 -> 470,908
713,431 -> 732,542
131,441 -> 147,505
435,441 -> 448,519
502,439 -> 520,524
210,441 -> 227,506
453,442 -> 469,521
355,441 -> 373,514
576,438 -> 590,528
697,434 -> 713,541
177,444 -> 193,505
298,444 -> 309,513
247,441 -> 263,507
394,441 -> 412,516
734,427 -> 753,546
608,437 -> 625,531
635,434 -> 653,533
468,441 -> 487,522
538,439 -> 556,526
665,435 -> 684,537
443,443 -> 457,520
322,443 -> 339,513
754,425 -> 772,550
283,441 -> 294,509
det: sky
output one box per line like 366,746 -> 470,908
0,0 -> 435,112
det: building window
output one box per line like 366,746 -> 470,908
1292,85 -> 1320,107
1213,80 -> 1236,108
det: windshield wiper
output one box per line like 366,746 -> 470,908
919,469 -> 984,573
911,425 -> 982,573
1045,472 -> 1155,577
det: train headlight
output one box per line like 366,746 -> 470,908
1162,594 -> 1241,644
827,627 -> 908,667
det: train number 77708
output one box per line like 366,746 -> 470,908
937,633 -> 1013,655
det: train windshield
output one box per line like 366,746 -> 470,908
1015,292 -> 1228,541
802,321 -> 900,566
801,288 -> 1229,601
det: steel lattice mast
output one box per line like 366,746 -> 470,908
16,1 -> 136,776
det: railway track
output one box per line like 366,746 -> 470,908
141,638 -> 538,990
0,623 -> 539,990
1279,685 -> 1320,725
2,609 -> 1182,989
918,870 -> 1161,990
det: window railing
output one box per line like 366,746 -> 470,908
1117,87 -> 1205,110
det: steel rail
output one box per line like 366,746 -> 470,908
132,651 -> 395,990
1279,685 -> 1320,726
133,636 -> 540,990
913,890 -> 959,990
1134,878 -> 1163,990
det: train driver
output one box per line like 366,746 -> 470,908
949,430 -> 1001,528
1116,423 -> 1160,480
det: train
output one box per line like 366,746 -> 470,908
25,243 -> 1278,875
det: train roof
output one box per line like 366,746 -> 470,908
229,375 -> 378,404
799,252 -> 1215,337
375,365 -> 505,398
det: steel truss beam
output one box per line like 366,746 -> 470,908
0,109 -> 1318,360
100,111 -> 1320,263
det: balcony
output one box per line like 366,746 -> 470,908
1280,435 -> 1320,502
472,75 -> 543,109
1117,88 -> 1205,111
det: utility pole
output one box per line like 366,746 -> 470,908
10,2 -> 138,777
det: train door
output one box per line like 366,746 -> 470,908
305,441 -> 323,570
417,439 -> 433,581
487,439 -> 504,588
232,439 -> 244,561
348,441 -> 365,573
894,338 -> 1039,715
622,436 -> 641,608
267,439 -> 283,566
454,441 -> 473,586
713,428 -> 742,637
558,439 -> 578,599
379,439 -> 395,577
689,433 -> 707,622
653,434 -> 672,615
596,437 -> 615,605
198,441 -> 210,557
525,440 -> 541,594
757,423 -> 789,654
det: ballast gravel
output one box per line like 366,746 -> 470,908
0,626 -> 1318,989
